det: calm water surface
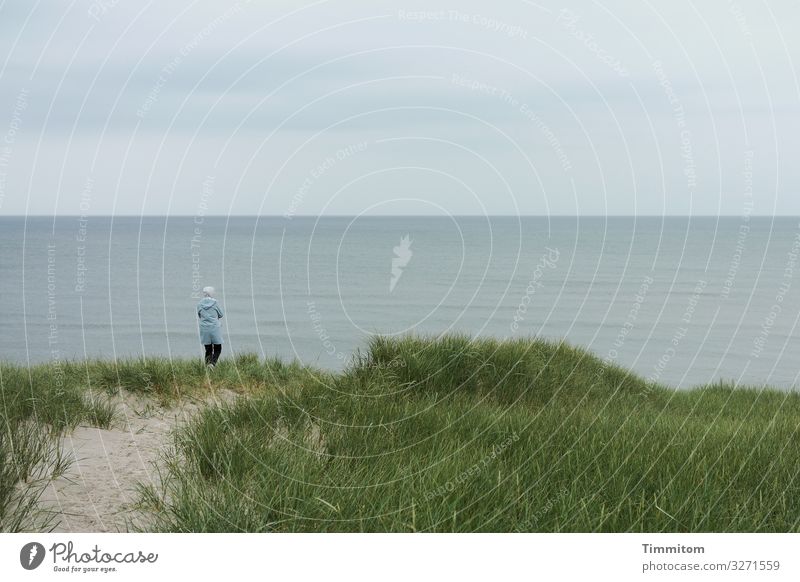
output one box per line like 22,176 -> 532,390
2,216 -> 799,389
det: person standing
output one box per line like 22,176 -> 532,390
197,286 -> 224,368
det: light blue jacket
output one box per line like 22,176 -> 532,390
197,297 -> 224,345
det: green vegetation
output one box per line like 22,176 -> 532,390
0,361 -> 111,531
0,353 -> 315,531
140,335 -> 800,532
4,336 -> 800,532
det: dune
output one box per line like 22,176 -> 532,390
34,390 -> 236,533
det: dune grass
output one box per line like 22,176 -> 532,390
0,352 -> 317,532
4,337 -> 800,532
138,335 -> 800,532
0,359 -> 124,532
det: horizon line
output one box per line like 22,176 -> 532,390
5,214 -> 800,218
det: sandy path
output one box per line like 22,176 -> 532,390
37,390 -> 235,533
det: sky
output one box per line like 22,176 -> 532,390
0,0 -> 798,216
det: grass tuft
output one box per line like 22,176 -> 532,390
138,335 -> 800,532
6,338 -> 800,533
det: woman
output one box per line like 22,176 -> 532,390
197,286 -> 224,368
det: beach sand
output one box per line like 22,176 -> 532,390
35,389 -> 236,533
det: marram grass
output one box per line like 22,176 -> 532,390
143,335 -> 800,532
4,335 -> 800,532
0,352 -> 318,531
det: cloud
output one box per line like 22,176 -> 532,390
0,0 -> 798,215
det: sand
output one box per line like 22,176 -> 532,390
35,389 -> 236,533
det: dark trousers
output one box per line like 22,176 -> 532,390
204,344 -> 222,365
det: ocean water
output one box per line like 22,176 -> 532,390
2,215 -> 799,389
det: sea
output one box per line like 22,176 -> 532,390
2,215 -> 799,389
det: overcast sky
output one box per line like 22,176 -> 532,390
0,0 -> 798,216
